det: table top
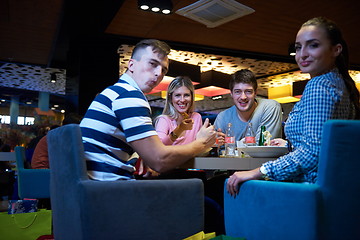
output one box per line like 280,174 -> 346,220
181,156 -> 276,170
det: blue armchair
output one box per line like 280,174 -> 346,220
224,120 -> 360,240
47,124 -> 204,240
14,146 -> 50,199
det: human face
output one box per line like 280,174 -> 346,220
171,86 -> 192,114
295,25 -> 341,78
231,83 -> 257,113
128,46 -> 169,93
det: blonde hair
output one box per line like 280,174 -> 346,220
156,76 -> 195,121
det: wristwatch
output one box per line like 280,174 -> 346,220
170,131 -> 178,139
259,165 -> 270,180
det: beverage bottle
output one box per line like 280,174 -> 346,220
258,125 -> 266,146
225,123 -> 236,157
244,122 -> 256,146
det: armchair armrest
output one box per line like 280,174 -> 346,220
224,179 -> 321,240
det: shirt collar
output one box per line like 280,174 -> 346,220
119,73 -> 141,91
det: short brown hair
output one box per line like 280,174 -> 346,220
230,69 -> 257,91
131,39 -> 171,61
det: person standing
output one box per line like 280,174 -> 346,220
226,17 -> 360,196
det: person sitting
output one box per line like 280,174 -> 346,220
226,16 -> 360,196
214,69 -> 283,142
31,113 -> 82,169
155,76 -> 203,146
80,39 -> 216,181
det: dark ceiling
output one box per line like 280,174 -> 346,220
1,0 -> 360,68
1,0 -> 360,111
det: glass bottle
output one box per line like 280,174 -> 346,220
258,125 -> 266,146
225,123 -> 236,157
244,122 -> 256,146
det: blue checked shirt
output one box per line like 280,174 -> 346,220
262,69 -> 355,183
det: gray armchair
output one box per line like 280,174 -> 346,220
47,124 -> 204,240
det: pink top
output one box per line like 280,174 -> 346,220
155,112 -> 203,145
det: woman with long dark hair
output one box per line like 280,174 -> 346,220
226,17 -> 360,196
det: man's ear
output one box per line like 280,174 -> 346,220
128,59 -> 135,73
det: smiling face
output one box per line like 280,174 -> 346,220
127,46 -> 169,93
171,85 -> 192,114
295,25 -> 342,78
231,82 -> 257,114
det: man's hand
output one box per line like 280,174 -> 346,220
270,138 -> 286,147
196,118 -> 216,148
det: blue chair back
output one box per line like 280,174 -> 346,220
316,120 -> 360,239
15,146 -> 50,199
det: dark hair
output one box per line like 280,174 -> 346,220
131,39 -> 171,61
62,113 -> 82,125
302,17 -> 360,119
230,69 -> 257,91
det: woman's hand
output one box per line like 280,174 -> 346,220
270,138 -> 287,147
226,168 -> 262,196
179,118 -> 194,131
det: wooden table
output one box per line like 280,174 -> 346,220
181,156 -> 275,170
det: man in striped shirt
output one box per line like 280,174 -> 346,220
80,39 -> 217,181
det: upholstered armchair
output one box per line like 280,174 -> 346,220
47,124 -> 204,240
224,120 -> 360,240
14,146 -> 50,199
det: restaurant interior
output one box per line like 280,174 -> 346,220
1,0 -> 360,239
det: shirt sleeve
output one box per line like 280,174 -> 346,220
31,136 -> 50,169
256,100 -> 283,139
263,78 -> 337,182
155,116 -> 174,145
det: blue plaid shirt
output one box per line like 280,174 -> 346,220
263,69 -> 355,183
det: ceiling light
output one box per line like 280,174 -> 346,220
138,0 -> 173,15
140,5 -> 149,10
50,73 -> 57,83
151,7 -> 160,12
288,43 -> 296,56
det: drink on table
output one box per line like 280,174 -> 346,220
225,123 -> 236,157
245,122 -> 256,146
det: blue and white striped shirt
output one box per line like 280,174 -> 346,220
263,69 -> 355,183
80,73 -> 157,180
